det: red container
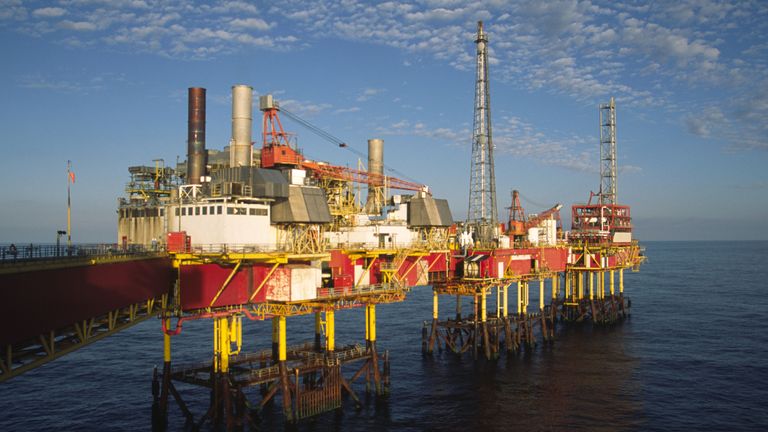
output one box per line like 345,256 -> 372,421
167,231 -> 189,253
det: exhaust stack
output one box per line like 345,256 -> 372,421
365,138 -> 384,214
187,87 -> 206,184
230,85 -> 253,167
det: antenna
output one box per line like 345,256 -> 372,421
467,21 -> 498,245
599,97 -> 617,205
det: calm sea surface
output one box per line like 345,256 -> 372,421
1,241 -> 767,431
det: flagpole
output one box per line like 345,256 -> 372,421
67,160 -> 72,250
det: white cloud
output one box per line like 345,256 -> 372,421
280,99 -> 332,117
231,17 -> 273,31
685,107 -> 725,137
334,106 -> 361,114
33,7 -> 66,18
59,20 -> 98,31
356,87 -> 384,102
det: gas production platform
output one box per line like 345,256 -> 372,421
1,22 -> 643,430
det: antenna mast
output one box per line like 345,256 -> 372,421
467,20 -> 498,245
599,97 -> 617,205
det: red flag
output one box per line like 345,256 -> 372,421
69,171 -> 75,184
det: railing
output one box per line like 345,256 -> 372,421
0,243 -> 161,265
317,283 -> 406,299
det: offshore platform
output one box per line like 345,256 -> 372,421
0,21 -> 643,430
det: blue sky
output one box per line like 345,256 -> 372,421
1,0 -> 766,242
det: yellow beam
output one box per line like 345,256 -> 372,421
209,260 -> 243,307
539,278 -> 544,311
355,257 -> 377,288
249,262 -> 280,302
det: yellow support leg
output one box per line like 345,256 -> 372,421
610,270 -> 615,296
163,318 -> 171,363
213,319 -> 220,372
577,272 -> 583,299
433,290 -> 439,320
368,304 -> 376,342
516,281 -> 522,315
480,289 -> 487,322
552,276 -> 558,301
220,317 -> 230,373
620,268 -> 624,295
589,272 -> 594,300
325,310 -> 335,352
525,281 -> 530,312
278,315 -> 287,362
503,284 -> 508,318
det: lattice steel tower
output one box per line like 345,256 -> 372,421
467,21 -> 498,243
599,97 -> 617,205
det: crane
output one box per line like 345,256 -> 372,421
506,189 -> 562,238
258,95 -> 428,193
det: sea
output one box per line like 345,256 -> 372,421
1,241 -> 767,431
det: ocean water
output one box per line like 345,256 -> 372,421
1,241 -> 767,431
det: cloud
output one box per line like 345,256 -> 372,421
4,0 -> 767,157
280,99 -> 332,117
494,116 -> 599,173
33,7 -> 66,18
231,17 -> 273,31
685,107 -> 726,137
59,20 -> 98,31
333,106 -> 361,114
356,88 -> 384,102
16,71 -> 124,93
377,119 -> 469,144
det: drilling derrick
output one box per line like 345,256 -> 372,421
467,20 -> 498,246
599,97 -> 617,205
571,97 -> 632,243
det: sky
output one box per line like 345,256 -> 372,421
0,0 -> 766,243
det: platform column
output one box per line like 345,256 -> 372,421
577,272 -> 583,299
502,284 -> 508,318
523,281 -> 531,314
502,283 -> 513,352
589,272 -> 594,300
619,268 -> 624,295
426,290 -> 438,354
516,281 -> 522,315
152,318 -> 172,431
314,312 -> 322,351
551,276 -> 558,301
366,304 -> 382,394
480,288 -> 491,359
271,318 -> 279,362
610,270 -> 615,297
276,315 -> 292,422
325,310 -> 335,352
211,316 -> 233,428
539,278 -> 544,311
